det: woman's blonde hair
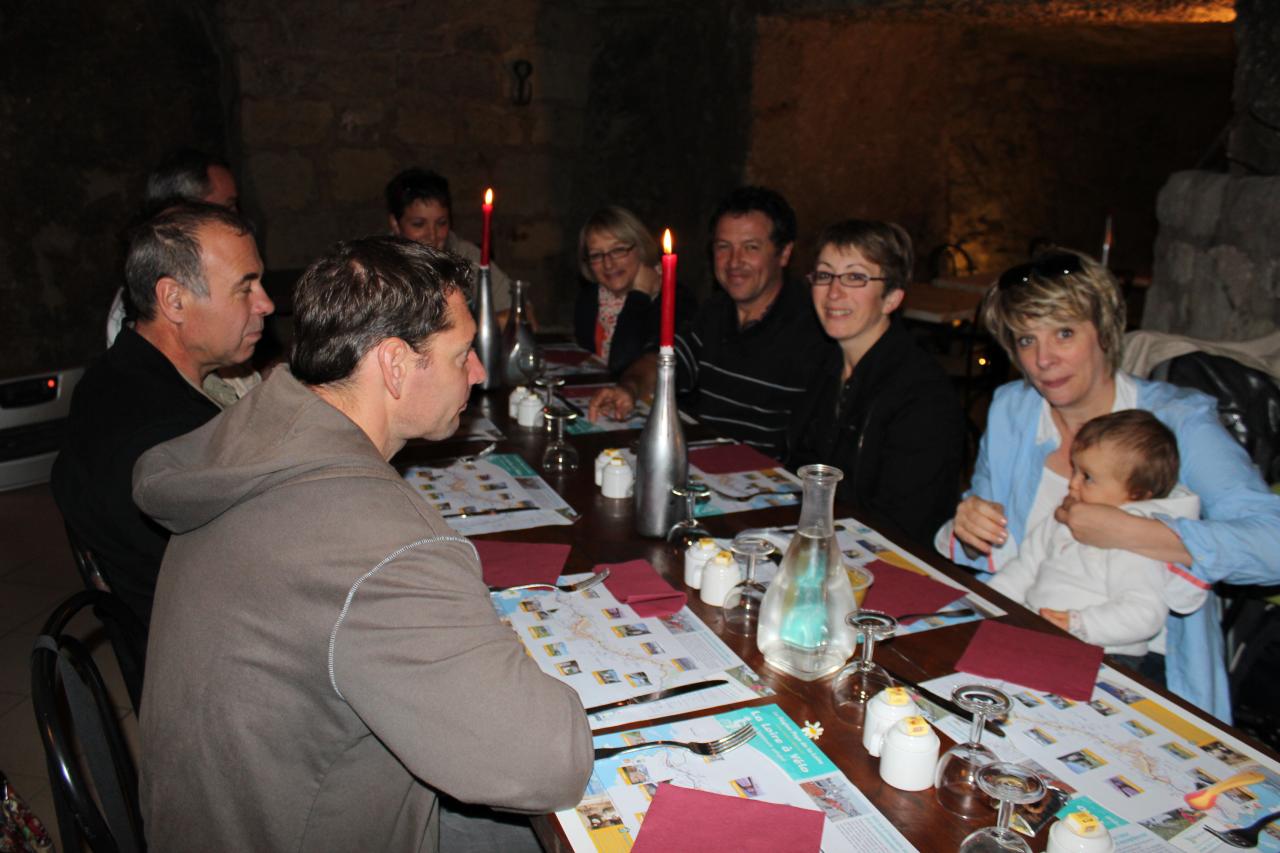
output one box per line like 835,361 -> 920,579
577,206 -> 660,281
981,248 -> 1126,374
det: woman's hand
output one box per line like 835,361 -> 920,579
589,386 -> 636,422
953,495 -> 1008,554
1055,496 -> 1193,564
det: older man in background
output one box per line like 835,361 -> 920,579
53,203 -> 274,627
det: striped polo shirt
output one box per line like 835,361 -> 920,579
674,279 -> 836,460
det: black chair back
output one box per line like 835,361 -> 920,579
60,525 -> 146,714
31,590 -> 147,853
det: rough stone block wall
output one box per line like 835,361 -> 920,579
746,13 -> 1231,278
1147,172 -> 1280,340
216,0 -> 597,324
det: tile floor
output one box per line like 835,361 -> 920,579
1,483 -> 137,851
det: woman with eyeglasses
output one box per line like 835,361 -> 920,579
937,248 -> 1280,721
573,206 -> 694,377
787,219 -> 965,543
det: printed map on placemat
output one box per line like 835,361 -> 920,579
556,704 -> 917,853
492,574 -> 770,730
690,465 -> 802,517
922,667 -> 1280,851
403,453 -> 577,535
541,343 -> 610,378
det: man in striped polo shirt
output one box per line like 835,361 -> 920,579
589,186 -> 834,460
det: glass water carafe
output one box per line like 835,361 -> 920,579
501,280 -> 538,386
757,464 -> 856,680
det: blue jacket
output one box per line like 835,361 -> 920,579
938,373 -> 1280,722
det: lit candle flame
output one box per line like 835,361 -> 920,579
484,188 -> 494,206
662,229 -> 673,254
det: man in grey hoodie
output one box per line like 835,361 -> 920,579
132,237 -> 592,851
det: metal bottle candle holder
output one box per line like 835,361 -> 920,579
474,265 -> 503,390
501,279 -> 538,386
634,347 -> 687,538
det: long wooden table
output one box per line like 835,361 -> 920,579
395,378 -> 1279,853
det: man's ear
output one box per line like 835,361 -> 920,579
154,277 -> 187,324
388,214 -> 402,236
374,337 -> 411,399
778,241 -> 794,268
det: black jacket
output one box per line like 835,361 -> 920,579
788,319 -> 965,544
573,281 -> 696,378
51,327 -> 220,626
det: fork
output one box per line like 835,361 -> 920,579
1206,809 -> 1280,848
489,568 -> 610,595
593,723 -> 756,760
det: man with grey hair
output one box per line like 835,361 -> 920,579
132,235 -> 591,851
53,203 -> 274,627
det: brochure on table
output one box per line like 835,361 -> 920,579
557,704 -> 917,853
403,454 -> 577,535
922,667 -> 1280,851
491,573 -> 771,730
555,385 -> 698,435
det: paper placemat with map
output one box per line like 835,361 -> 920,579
689,463 -> 803,517
556,704 -> 917,853
715,518 -> 1002,636
403,453 -> 577,535
541,343 -> 610,378
491,572 -> 771,730
556,384 -> 699,434
921,667 -> 1280,851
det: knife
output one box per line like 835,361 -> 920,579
441,505 -> 537,519
880,664 -> 1006,738
584,679 -> 730,715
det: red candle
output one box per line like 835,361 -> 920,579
481,188 -> 494,267
660,229 -> 677,348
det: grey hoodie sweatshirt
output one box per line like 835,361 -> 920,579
133,369 -> 591,852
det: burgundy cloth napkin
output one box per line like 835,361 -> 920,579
474,540 -> 570,588
860,559 -> 967,622
593,559 -> 687,617
630,784 -> 825,853
689,444 -> 780,475
955,621 -> 1104,702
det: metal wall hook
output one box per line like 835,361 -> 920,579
511,59 -> 533,106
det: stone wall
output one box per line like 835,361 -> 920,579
0,0 -> 230,377
1147,171 -> 1280,338
746,13 -> 1232,277
1145,0 -> 1280,341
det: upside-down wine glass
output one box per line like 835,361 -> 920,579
722,535 -> 777,635
517,345 -> 546,387
665,482 -> 712,546
958,762 -> 1046,853
831,610 -> 898,726
541,408 -> 579,474
534,374 -> 565,416
935,684 -> 1011,819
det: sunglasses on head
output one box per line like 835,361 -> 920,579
998,252 -> 1083,291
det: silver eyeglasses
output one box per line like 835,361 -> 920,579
806,270 -> 887,289
585,244 -> 635,265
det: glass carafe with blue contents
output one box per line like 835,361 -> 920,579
757,464 -> 856,680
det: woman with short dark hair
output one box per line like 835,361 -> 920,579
788,219 -> 965,543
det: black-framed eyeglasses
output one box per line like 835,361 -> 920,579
806,270 -> 886,290
585,244 -> 635,265
998,252 -> 1083,291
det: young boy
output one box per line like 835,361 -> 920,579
988,410 -> 1205,681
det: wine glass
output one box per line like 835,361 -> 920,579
958,762 -> 1046,853
935,684 -> 1011,819
723,535 -> 776,635
831,610 -> 898,726
665,482 -> 712,545
541,408 -> 579,473
533,375 -> 565,412
517,345 -> 545,386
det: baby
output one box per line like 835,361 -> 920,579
988,410 -> 1205,678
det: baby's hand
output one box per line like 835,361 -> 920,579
1038,608 -> 1071,631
